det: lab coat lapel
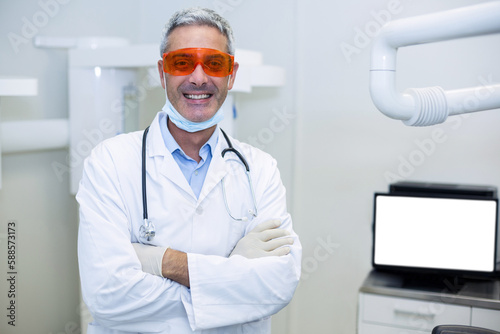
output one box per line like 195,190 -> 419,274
147,113 -> 196,199
198,128 -> 228,204
159,153 -> 195,198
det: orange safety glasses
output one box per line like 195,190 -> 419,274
162,48 -> 234,77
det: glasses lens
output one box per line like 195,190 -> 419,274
163,48 -> 233,77
203,53 -> 232,77
164,51 -> 195,75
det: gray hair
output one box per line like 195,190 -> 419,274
160,7 -> 235,56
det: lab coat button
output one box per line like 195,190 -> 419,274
196,206 -> 203,215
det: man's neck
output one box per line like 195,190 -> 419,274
167,117 -> 216,163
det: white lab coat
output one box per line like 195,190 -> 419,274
77,112 -> 302,334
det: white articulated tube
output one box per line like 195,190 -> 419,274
370,2 -> 500,126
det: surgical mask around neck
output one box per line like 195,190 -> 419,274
161,100 -> 224,133
162,76 -> 224,133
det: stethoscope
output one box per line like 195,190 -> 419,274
140,126 -> 259,241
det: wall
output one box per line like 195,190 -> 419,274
292,0 -> 500,333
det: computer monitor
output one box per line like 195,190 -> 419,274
372,192 -> 499,276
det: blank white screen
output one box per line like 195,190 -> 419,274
374,195 -> 497,272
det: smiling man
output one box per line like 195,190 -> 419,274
163,24 -> 234,121
77,7 -> 301,334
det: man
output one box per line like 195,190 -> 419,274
77,7 -> 301,334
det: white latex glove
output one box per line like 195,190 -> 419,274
132,243 -> 169,277
230,219 -> 294,259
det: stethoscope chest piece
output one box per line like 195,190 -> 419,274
139,218 -> 156,241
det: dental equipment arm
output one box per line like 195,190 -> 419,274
370,2 -> 500,126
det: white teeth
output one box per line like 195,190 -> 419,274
185,94 -> 210,100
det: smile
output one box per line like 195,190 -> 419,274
184,94 -> 212,100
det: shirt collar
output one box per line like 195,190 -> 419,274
159,112 -> 219,159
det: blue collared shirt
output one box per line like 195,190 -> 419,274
159,113 -> 219,199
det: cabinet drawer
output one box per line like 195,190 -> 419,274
360,293 -> 471,331
359,322 -> 428,334
471,307 -> 500,330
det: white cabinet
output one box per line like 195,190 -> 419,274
359,322 -> 428,334
471,308 -> 500,330
358,271 -> 500,334
358,293 -> 470,333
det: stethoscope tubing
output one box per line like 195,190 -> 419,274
142,126 -> 150,221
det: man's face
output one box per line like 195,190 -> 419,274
158,25 -> 238,123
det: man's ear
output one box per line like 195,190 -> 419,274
157,59 -> 166,90
227,62 -> 239,90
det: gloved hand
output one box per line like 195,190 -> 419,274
230,219 -> 294,259
132,243 -> 169,277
